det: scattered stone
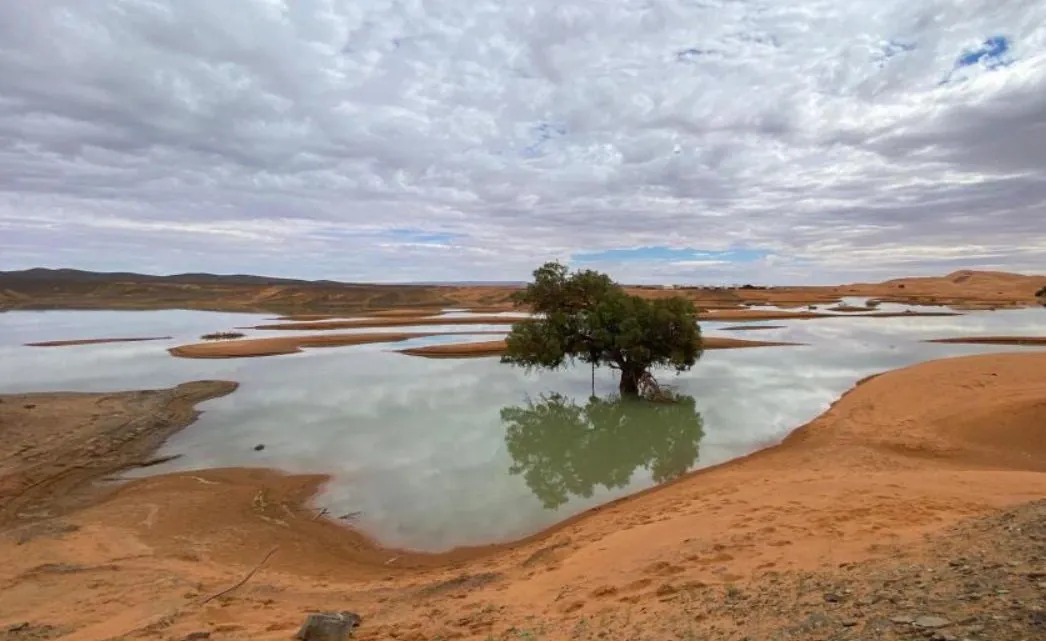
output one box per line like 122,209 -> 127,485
841,619 -> 858,627
891,615 -> 914,624
23,403 -> 36,410
253,444 -> 265,451
7,623 -> 29,633
295,611 -> 362,641
823,592 -> 840,602
185,633 -> 211,641
913,616 -> 951,629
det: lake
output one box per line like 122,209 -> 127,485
1,304 -> 1044,551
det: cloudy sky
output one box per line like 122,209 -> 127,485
1,1 -> 1044,284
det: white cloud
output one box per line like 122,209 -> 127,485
0,0 -> 1044,283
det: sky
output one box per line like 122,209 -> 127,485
1,1 -> 1044,285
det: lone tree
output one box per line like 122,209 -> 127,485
501,262 -> 702,397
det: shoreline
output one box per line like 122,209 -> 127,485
5,350 -> 1043,561
5,351 -> 1046,639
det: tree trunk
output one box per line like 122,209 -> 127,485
619,368 -> 641,397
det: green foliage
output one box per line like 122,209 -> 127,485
501,392 -> 704,509
501,261 -> 702,395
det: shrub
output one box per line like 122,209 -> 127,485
200,331 -> 246,341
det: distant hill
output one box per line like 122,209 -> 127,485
0,268 -> 351,288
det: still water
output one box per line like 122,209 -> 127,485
1,306 -> 1044,551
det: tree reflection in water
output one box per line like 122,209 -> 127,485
501,392 -> 704,509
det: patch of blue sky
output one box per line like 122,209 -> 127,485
940,36 -> 1013,85
573,246 -> 768,263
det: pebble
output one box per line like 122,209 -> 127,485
913,616 -> 951,629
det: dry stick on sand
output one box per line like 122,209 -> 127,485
199,546 -> 279,606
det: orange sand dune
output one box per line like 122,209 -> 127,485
168,330 -> 506,359
4,351 -> 1046,639
397,336 -> 801,358
843,269 -> 1046,306
926,336 -> 1046,346
26,336 -> 172,347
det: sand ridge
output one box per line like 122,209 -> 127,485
3,351 -> 1046,639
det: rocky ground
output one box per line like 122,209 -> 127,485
533,499 -> 1046,641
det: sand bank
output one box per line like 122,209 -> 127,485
248,315 -> 520,331
926,336 -> 1046,346
699,309 -> 959,321
168,331 -> 507,359
717,324 -> 786,331
4,352 -> 1046,640
397,336 -> 801,358
25,336 -> 173,347
251,308 -> 961,332
0,380 -> 237,528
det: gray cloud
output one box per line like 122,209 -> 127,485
0,0 -> 1044,283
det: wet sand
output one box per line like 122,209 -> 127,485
699,309 -> 960,321
3,351 -> 1046,639
248,315 -> 520,331
925,336 -> 1046,346
168,330 -> 508,359
397,336 -> 801,358
718,324 -> 786,331
25,336 -> 173,347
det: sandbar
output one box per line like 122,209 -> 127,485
926,336 -> 1046,346
248,315 -> 520,331
167,330 -> 507,359
717,324 -> 786,331
25,336 -> 173,347
397,336 -> 801,358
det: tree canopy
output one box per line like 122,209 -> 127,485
500,261 -> 702,396
501,392 -> 704,509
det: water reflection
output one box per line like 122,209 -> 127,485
502,393 -> 704,509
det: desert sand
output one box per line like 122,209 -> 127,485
397,336 -> 801,358
25,336 -> 173,347
4,268 -> 1045,315
3,351 -> 1046,640
168,331 -> 508,359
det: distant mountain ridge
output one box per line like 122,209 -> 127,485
0,268 -> 524,287
0,267 -> 351,288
